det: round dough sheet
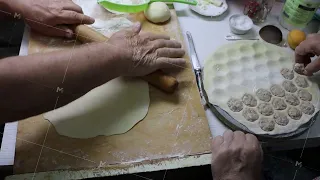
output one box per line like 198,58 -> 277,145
203,41 -> 320,135
44,77 -> 150,138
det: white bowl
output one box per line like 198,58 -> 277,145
229,14 -> 253,35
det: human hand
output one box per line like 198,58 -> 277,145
10,0 -> 94,38
295,33 -> 320,76
107,22 -> 186,76
211,130 -> 263,180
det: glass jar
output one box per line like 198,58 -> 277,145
244,0 -> 275,23
279,0 -> 320,30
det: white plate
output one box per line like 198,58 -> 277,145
189,0 -> 228,17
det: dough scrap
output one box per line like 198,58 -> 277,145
242,93 -> 257,107
144,2 -> 171,24
272,98 -> 287,110
293,63 -> 305,75
44,77 -> 150,138
295,76 -> 309,88
300,101 -> 315,115
256,89 -> 272,102
257,103 -> 274,116
273,112 -> 289,126
270,84 -> 285,97
282,80 -> 297,93
227,98 -> 243,112
259,117 -> 275,131
288,107 -> 302,120
297,89 -> 312,101
285,93 -> 300,106
242,108 -> 259,122
281,68 -> 294,80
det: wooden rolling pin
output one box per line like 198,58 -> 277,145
72,25 -> 178,93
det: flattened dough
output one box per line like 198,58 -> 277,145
44,77 -> 149,138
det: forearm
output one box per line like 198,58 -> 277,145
0,43 -> 125,123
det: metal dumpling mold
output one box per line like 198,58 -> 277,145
203,41 -> 320,135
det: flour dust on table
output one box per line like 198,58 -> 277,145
44,0 -> 150,139
44,77 -> 150,138
73,0 -> 134,35
203,41 -> 320,135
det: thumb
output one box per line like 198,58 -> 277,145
132,22 -> 142,34
305,57 -> 320,76
126,22 -> 141,37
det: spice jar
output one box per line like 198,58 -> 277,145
244,0 -> 275,23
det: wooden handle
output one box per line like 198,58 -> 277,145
73,25 -> 178,93
74,25 -> 108,43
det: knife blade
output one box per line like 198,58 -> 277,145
186,31 -> 201,71
186,31 -> 208,107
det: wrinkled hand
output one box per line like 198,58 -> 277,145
10,0 -> 94,38
107,23 -> 186,76
295,33 -> 320,76
211,130 -> 263,180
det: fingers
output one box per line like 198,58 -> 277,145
231,131 -> 245,146
131,23 -> 142,35
152,39 -> 182,49
62,2 -> 83,13
295,34 -> 320,64
121,23 -> 142,38
211,136 -> 224,157
156,48 -> 185,58
305,57 -> 320,75
32,24 -> 73,38
245,133 -> 260,152
222,130 -> 234,146
58,11 -> 95,24
245,133 -> 263,161
141,32 -> 170,40
155,57 -> 186,69
228,131 -> 245,157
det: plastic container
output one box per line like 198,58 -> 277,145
229,14 -> 253,34
279,0 -> 320,30
97,0 -> 197,13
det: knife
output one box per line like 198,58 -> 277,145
186,31 -> 208,107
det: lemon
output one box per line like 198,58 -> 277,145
287,30 -> 306,50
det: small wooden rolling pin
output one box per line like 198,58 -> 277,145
73,25 -> 179,93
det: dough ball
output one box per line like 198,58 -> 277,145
144,2 -> 171,24
273,112 -> 289,126
288,107 -> 302,120
257,103 -> 274,116
285,93 -> 300,106
300,101 -> 315,115
256,88 -> 272,102
295,76 -> 309,88
293,63 -> 305,75
297,89 -> 312,101
242,93 -> 257,107
259,117 -> 275,132
271,98 -> 287,110
282,80 -> 297,93
270,84 -> 285,97
242,108 -> 259,122
227,98 -> 243,112
281,68 -> 294,80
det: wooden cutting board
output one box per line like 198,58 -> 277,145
13,9 -> 211,175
